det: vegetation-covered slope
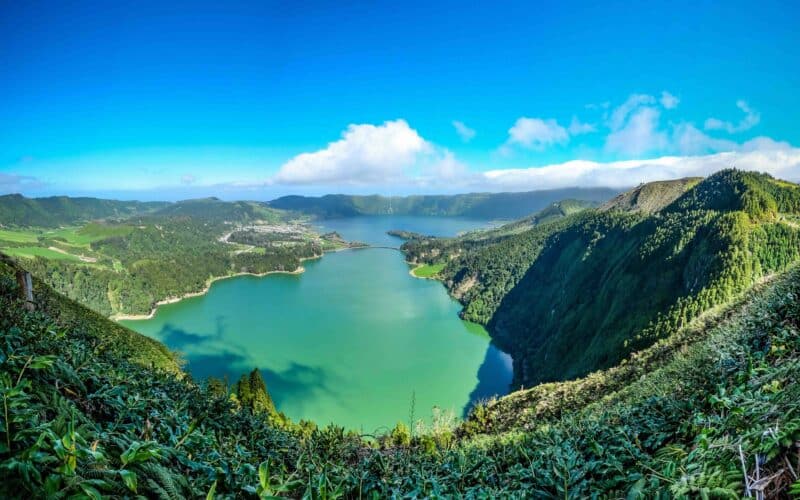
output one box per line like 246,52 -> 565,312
405,170 -> 800,388
0,194 -> 167,228
1,199 -> 326,317
2,249 -> 799,497
269,188 -> 617,219
151,197 -> 284,224
600,177 -> 702,213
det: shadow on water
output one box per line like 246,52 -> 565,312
158,320 -> 344,414
462,342 -> 514,418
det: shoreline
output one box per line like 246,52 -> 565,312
110,254 -> 325,321
110,247 -> 365,322
407,262 -> 442,280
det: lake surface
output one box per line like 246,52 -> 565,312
121,216 -> 512,432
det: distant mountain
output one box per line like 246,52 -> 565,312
0,194 -> 168,227
268,188 -> 620,219
150,197 -> 284,223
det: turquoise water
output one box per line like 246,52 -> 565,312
121,216 -> 512,432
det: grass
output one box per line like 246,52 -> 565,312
0,246 -> 82,261
412,262 -> 445,278
45,223 -> 132,246
0,228 -> 40,244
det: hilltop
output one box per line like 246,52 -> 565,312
600,177 -> 702,213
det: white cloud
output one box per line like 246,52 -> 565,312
660,91 -> 680,109
478,138 -> 800,190
505,117 -> 569,151
605,107 -> 668,156
180,174 -> 197,185
452,120 -> 476,142
568,116 -> 596,135
704,100 -> 760,133
672,123 -> 737,155
608,94 -> 657,131
272,120 -> 432,185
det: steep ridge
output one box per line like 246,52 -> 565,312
405,170 -> 800,387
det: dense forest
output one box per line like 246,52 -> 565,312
0,198 -> 333,317
403,170 -> 800,389
2,238 -> 799,497
268,188 -> 615,219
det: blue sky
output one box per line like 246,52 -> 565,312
1,0 -> 799,199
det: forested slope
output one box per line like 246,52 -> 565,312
2,248 -> 799,497
404,171 -> 800,387
3,199 -> 323,317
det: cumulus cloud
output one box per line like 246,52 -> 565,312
672,123 -> 737,155
452,120 -> 476,142
608,94 -> 657,131
478,138 -> 800,191
660,91 -> 680,109
505,117 -> 569,151
272,120 -> 433,185
605,107 -> 668,156
705,100 -> 760,133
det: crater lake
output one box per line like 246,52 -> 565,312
120,216 -> 513,432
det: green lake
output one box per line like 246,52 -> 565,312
121,216 -> 512,432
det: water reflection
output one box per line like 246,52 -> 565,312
463,343 -> 513,417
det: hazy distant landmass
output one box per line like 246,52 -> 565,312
268,188 -> 621,219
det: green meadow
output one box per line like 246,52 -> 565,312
1,246 -> 82,261
0,228 -> 40,244
412,262 -> 445,278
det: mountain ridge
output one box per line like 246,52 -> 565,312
268,188 -> 619,219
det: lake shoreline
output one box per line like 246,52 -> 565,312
111,253 -> 328,321
407,262 -> 442,280
111,246 -> 372,322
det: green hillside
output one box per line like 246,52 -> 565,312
0,194 -> 168,228
404,171 -> 800,388
600,177 -> 702,213
2,246 -> 799,497
269,188 -> 616,219
152,197 -> 285,223
0,198 -> 323,317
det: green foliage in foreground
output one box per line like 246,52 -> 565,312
1,251 -> 799,496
